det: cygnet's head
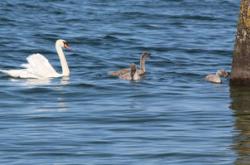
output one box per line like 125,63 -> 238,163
216,69 -> 229,77
56,39 -> 70,49
130,63 -> 137,80
141,51 -> 151,60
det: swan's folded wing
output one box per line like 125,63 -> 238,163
25,53 -> 59,77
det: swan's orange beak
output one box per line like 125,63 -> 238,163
63,42 -> 71,50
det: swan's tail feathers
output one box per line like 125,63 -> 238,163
0,69 -> 21,78
0,69 -> 40,79
0,69 -> 8,74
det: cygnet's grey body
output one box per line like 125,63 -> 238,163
119,64 -> 141,81
111,51 -> 150,76
205,69 -> 229,84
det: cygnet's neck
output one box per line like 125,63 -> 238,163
56,43 -> 70,76
140,55 -> 146,72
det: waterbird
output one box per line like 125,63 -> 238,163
111,51 -> 150,76
0,39 -> 71,79
205,69 -> 230,84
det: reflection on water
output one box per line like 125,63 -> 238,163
9,76 -> 70,86
230,85 -> 250,165
60,76 -> 70,85
36,97 -> 68,112
24,78 -> 51,86
10,78 -> 51,86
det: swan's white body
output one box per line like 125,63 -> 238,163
0,39 -> 70,79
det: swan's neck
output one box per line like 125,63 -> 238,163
56,44 -> 70,76
140,56 -> 146,72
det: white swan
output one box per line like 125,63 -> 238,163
0,39 -> 70,79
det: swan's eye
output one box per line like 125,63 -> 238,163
63,41 -> 70,49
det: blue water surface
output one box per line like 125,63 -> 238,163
0,0 -> 244,165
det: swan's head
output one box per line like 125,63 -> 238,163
130,63 -> 137,80
141,51 -> 151,60
56,39 -> 70,49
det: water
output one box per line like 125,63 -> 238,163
0,0 -> 243,164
